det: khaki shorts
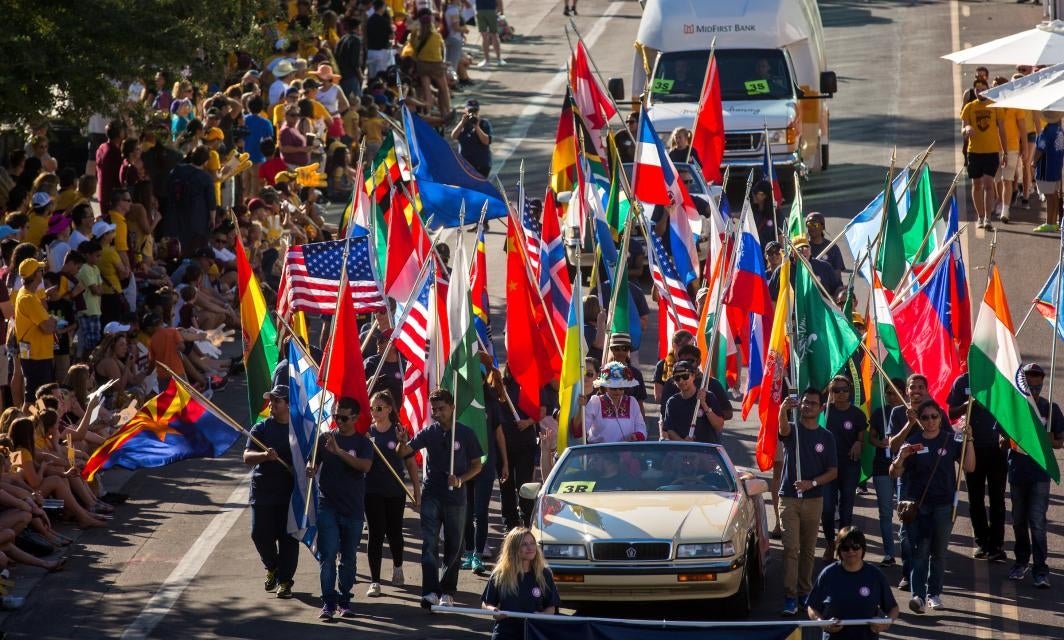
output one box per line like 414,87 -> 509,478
477,10 -> 498,33
997,150 -> 1023,182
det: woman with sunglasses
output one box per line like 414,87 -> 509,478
363,391 -> 421,599
584,362 -> 647,444
661,360 -> 724,444
807,526 -> 899,638
890,399 -> 975,614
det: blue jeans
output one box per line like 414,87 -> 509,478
465,460 -> 496,554
822,463 -> 860,543
871,475 -> 897,557
906,504 -> 953,599
1010,476 -> 1050,572
316,503 -> 364,607
420,494 -> 467,597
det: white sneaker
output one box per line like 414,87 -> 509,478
497,59 -> 508,66
476,60 -> 489,68
392,566 -> 405,586
420,593 -> 440,610
440,594 -> 455,607
366,582 -> 381,598
927,595 -> 943,610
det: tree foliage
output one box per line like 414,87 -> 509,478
0,0 -> 275,124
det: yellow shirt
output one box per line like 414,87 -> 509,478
25,213 -> 48,247
109,209 -> 129,253
98,247 -> 123,294
53,188 -> 80,213
412,31 -> 445,63
362,116 -> 385,145
342,109 -> 361,140
997,108 -> 1024,152
14,287 -> 53,360
960,100 -> 1001,154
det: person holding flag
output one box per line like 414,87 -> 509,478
660,360 -> 725,444
584,362 -> 648,444
1005,363 -> 1064,588
821,375 -> 867,563
868,380 -> 905,567
396,388 -> 484,609
243,384 -> 298,600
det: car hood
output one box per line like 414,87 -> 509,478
539,492 -> 742,543
648,100 -> 797,132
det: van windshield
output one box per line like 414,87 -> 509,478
650,49 -> 794,103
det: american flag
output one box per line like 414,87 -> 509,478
521,197 -> 543,282
277,237 -> 386,318
648,227 -> 699,339
394,267 -> 434,433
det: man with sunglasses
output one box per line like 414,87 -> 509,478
661,360 -> 725,444
807,527 -> 899,638
307,397 -> 374,621
605,332 -> 647,416
821,375 -> 867,563
804,212 -> 844,280
886,373 -> 929,590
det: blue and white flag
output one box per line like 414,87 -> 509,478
287,340 -> 332,551
842,167 -> 910,282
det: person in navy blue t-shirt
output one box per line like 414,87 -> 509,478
481,527 -> 559,640
808,526 -> 899,639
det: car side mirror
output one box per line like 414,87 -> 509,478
607,77 -> 625,101
820,71 -> 838,96
744,478 -> 769,497
519,482 -> 543,500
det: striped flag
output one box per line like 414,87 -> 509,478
287,340 -> 329,550
394,266 -> 435,434
277,237 -> 386,318
539,190 -> 572,342
521,194 -> 543,281
647,225 -> 699,351
556,268 -> 584,454
236,234 -> 279,422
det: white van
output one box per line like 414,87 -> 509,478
614,0 -> 837,200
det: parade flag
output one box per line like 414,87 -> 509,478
786,176 -> 805,239
970,265 -> 1060,482
540,190 -> 572,342
876,170 -> 907,290
1034,261 -> 1064,342
383,192 -> 429,302
340,162 -> 371,238
900,165 -> 937,264
441,234 -> 489,453
648,228 -> 699,351
725,212 -> 772,317
288,340 -> 328,549
277,237 -> 386,317
319,278 -> 372,434
755,259 -> 790,471
402,104 -> 508,227
550,90 -> 578,196
569,41 -> 617,131
236,235 -> 279,422
82,379 -> 239,481
690,50 -> 724,184
871,272 -> 906,380
761,137 -> 783,207
891,249 -> 962,409
506,218 -> 558,418
394,266 -> 435,434
471,218 -> 495,361
557,269 -> 584,455
842,168 -> 910,282
604,135 -> 632,235
793,257 -> 860,391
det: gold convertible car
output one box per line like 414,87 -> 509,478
520,442 -> 770,614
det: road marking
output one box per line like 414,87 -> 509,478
121,472 -> 252,640
491,1 -> 625,178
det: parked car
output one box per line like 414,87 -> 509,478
520,441 -> 770,614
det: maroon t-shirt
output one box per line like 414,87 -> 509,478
96,140 -> 123,206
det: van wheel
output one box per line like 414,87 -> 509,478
821,144 -> 830,170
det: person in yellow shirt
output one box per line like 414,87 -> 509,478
14,259 -> 56,399
993,77 -> 1027,223
960,78 -> 1004,229
411,9 -> 454,124
92,221 -> 129,326
53,168 -> 81,213
106,188 -> 133,272
25,192 -> 53,247
273,86 -> 302,128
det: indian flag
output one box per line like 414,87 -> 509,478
236,236 -> 280,422
969,265 -> 1060,482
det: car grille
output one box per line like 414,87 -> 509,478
724,132 -> 762,153
592,542 -> 671,561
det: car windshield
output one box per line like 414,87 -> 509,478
547,444 -> 736,494
651,49 -> 794,103
623,162 -> 706,195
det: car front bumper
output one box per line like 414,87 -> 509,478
548,559 -> 744,602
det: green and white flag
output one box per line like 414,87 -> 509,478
794,257 -> 861,391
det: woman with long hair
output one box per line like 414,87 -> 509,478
363,391 -> 420,598
8,418 -> 105,529
481,528 -> 559,640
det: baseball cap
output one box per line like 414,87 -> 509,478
465,99 -> 480,109
18,259 -> 46,279
31,192 -> 52,210
103,321 -> 132,335
1023,363 -> 1046,376
671,360 -> 697,378
263,384 -> 289,400
92,220 -> 117,237
0,225 -> 17,240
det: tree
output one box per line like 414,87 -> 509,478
0,0 -> 275,124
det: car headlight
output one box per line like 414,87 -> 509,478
542,544 -> 587,559
676,541 -> 736,558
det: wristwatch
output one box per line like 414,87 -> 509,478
811,480 -> 818,488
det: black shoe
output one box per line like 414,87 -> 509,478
265,569 -> 278,592
987,548 -> 1008,562
276,581 -> 293,598
563,7 -> 570,15
228,358 -> 245,375
973,547 -> 989,559
101,492 -> 129,505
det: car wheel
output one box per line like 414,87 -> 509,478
749,537 -> 765,595
725,564 -> 752,618
821,143 -> 829,171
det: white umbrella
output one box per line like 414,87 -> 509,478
944,20 -> 1064,66
981,63 -> 1064,111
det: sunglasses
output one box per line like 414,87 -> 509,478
919,414 -> 941,421
673,374 -> 692,382
335,414 -> 354,421
838,544 -> 862,552
806,221 -> 823,228
370,406 -> 388,412
611,345 -> 631,351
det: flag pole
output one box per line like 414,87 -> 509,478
865,240 -> 891,484
1016,301 -> 1039,337
1047,228 -> 1064,442
449,368 -> 458,490
494,176 -> 566,358
600,199 -> 634,367
155,363 -> 291,473
818,144 -> 933,256
685,37 -> 717,166
785,233 -> 803,497
890,168 -> 964,298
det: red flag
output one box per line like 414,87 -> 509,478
569,41 -> 617,131
505,218 -> 558,418
691,52 -> 724,184
383,192 -> 428,301
320,279 -> 371,434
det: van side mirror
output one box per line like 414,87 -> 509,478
820,71 -> 838,96
607,77 -> 625,101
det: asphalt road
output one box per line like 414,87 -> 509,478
9,1 -> 1064,638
